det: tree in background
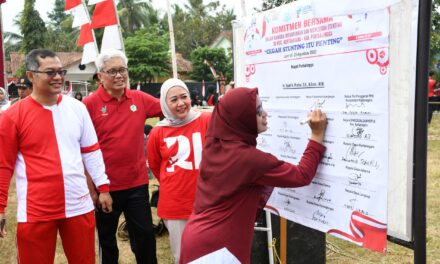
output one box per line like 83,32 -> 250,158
431,0 -> 440,64
15,0 -> 47,76
258,0 -> 295,11
48,0 -> 68,31
4,23 -> 23,60
190,47 -> 232,82
44,0 -> 80,52
124,27 -> 171,83
117,0 -> 157,36
171,1 -> 235,58
20,0 -> 47,54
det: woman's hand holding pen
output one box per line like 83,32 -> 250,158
307,109 -> 327,144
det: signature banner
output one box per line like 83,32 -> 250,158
243,0 -> 389,253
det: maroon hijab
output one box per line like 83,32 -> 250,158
194,88 -> 283,211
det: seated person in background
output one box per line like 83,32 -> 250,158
180,88 -> 327,263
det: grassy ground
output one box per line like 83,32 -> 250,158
0,114 -> 438,263
0,178 -> 173,263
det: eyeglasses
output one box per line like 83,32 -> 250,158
30,70 -> 67,78
257,104 -> 264,116
102,68 -> 128,77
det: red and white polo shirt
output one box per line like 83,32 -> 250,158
0,95 -> 109,223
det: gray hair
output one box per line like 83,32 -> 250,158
26,49 -> 58,71
95,49 -> 128,71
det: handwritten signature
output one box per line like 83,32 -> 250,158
312,210 -> 329,224
323,153 -> 333,162
257,137 -> 269,148
309,99 -> 326,110
313,189 -> 332,203
345,145 -> 365,158
348,173 -> 363,186
280,141 -> 296,154
346,127 -> 372,140
345,102 -> 366,109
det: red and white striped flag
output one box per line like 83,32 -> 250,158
64,0 -> 81,11
88,0 -> 107,4
201,80 -> 205,97
71,4 -> 89,28
77,23 -> 98,65
90,0 -> 123,52
90,0 -> 118,29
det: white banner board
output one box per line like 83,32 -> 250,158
241,0 -> 390,253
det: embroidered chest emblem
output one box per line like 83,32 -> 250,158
101,106 -> 107,113
130,104 -> 137,112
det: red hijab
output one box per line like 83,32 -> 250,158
194,88 -> 283,211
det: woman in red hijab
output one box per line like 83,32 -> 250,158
180,88 -> 327,264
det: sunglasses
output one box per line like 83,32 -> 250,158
30,69 -> 67,78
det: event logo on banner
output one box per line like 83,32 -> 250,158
245,0 -> 389,253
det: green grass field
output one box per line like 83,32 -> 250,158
0,114 -> 439,263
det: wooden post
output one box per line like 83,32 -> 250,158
280,218 -> 287,263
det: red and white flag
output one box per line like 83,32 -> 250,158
69,1 -> 99,64
136,81 -> 141,91
78,23 -> 99,65
201,80 -> 205,97
77,23 -> 94,47
101,25 -> 123,50
65,0 -> 81,11
71,4 -> 89,28
90,0 -> 118,29
88,0 -> 107,5
90,0 -> 123,52
76,20 -> 98,64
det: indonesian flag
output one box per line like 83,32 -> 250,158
71,4 -> 89,28
78,23 -> 98,64
77,23 -> 94,47
81,42 -> 99,65
88,0 -> 108,4
0,1 -> 6,4
201,80 -> 205,97
90,0 -> 118,29
101,25 -> 123,51
136,81 -> 141,91
65,0 -> 81,11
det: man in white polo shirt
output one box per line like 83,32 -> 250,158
0,49 -> 112,264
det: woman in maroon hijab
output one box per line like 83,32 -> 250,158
180,88 -> 327,264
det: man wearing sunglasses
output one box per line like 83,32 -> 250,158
0,49 -> 113,264
83,49 -> 163,264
